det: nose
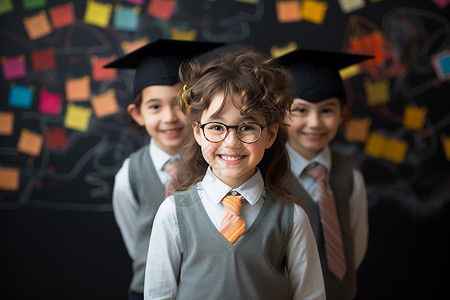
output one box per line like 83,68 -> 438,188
307,112 -> 321,128
163,106 -> 178,123
222,127 -> 240,147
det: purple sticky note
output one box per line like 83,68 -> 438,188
9,85 -> 34,109
2,56 -> 27,80
430,0 -> 450,9
39,89 -> 63,115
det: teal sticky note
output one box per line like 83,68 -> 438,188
113,5 -> 139,31
0,0 -> 14,15
441,56 -> 450,74
22,0 -> 47,10
9,85 -> 34,109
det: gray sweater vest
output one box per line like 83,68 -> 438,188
287,149 -> 357,300
128,144 -> 165,293
174,187 -> 294,300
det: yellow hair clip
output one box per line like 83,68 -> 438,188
182,84 -> 191,113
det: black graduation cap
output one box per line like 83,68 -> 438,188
103,39 -> 224,98
277,48 -> 373,103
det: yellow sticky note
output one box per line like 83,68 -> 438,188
170,27 -> 198,41
66,76 -> 91,102
344,118 -> 371,142
17,128 -> 43,157
276,0 -> 302,23
64,103 -> 92,131
23,10 -> 52,40
442,136 -> 450,161
365,80 -> 390,105
270,41 -> 298,58
84,0 -> 112,28
122,38 -> 150,54
403,105 -> 427,130
0,111 -> 14,135
383,137 -> 408,164
337,0 -> 366,14
91,89 -> 119,118
301,0 -> 328,25
0,166 -> 20,191
364,132 -> 386,158
339,64 -> 361,80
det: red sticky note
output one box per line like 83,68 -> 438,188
38,88 -> 63,115
2,55 -> 26,80
31,48 -> 56,72
44,127 -> 69,151
91,56 -> 117,81
147,0 -> 176,21
49,2 -> 75,29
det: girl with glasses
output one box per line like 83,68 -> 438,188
144,47 -> 325,300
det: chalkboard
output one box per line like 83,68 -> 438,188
1,0 -> 449,299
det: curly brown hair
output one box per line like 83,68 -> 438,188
176,46 -> 295,203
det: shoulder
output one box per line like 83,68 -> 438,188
292,203 -> 310,226
155,196 -> 177,222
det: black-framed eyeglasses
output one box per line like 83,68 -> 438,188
198,121 -> 265,144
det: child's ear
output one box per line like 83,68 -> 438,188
265,123 -> 279,149
192,123 -> 202,146
127,104 -> 144,126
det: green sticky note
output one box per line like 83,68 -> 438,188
0,0 -> 14,15
23,0 -> 47,10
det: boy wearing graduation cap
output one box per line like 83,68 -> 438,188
278,49 -> 372,300
104,39 -> 223,300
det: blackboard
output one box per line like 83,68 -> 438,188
1,0 -> 449,299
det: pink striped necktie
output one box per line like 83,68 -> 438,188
163,159 -> 180,197
220,193 -> 245,244
304,163 -> 347,281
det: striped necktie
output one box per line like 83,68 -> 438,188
220,193 -> 245,244
163,159 -> 180,197
304,163 -> 347,281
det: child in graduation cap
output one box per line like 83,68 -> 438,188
104,39 -> 223,300
278,49 -> 372,300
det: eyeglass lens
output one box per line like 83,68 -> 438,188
203,122 -> 262,143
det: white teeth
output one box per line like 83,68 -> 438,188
164,129 -> 179,134
220,155 -> 243,161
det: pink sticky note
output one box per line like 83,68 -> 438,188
38,88 -> 63,116
431,0 -> 450,9
2,55 -> 26,80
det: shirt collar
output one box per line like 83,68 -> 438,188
150,139 -> 180,171
286,143 -> 332,176
201,167 -> 265,205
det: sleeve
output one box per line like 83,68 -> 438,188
350,168 -> 369,269
112,158 -> 139,259
144,196 -> 182,300
287,204 -> 326,300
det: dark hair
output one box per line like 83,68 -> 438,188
176,46 -> 295,203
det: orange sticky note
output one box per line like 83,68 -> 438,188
0,166 -> 20,191
344,118 -> 371,142
276,0 -> 302,23
91,56 -> 117,81
49,2 -> 75,29
84,0 -> 113,28
64,103 -> 92,131
91,89 -> 119,118
365,80 -> 390,105
146,0 -> 176,21
0,111 -> 14,136
122,38 -> 150,54
403,105 -> 427,130
442,136 -> 450,161
364,132 -> 386,158
383,137 -> 408,164
17,128 -> 44,157
66,76 -> 91,102
301,0 -> 328,25
23,10 -> 52,40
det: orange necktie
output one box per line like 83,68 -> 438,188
163,159 -> 180,197
220,194 -> 245,244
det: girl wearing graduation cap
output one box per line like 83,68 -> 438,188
104,39 -> 222,300
278,49 -> 372,300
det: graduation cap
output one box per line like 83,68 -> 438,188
277,48 -> 373,103
103,39 -> 224,98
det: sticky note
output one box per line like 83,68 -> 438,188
403,105 -> 427,130
125,0 -> 145,4
38,88 -> 62,115
113,4 -> 140,31
270,41 -> 298,58
383,137 -> 408,164
122,38 -> 149,54
146,0 -> 176,21
337,0 -> 365,13
170,27 -> 197,41
23,0 -> 47,10
0,166 -> 20,191
64,103 -> 92,131
339,64 -> 361,80
23,10 -> 52,40
91,56 -> 117,81
431,49 -> 450,82
0,0 -> 14,16
0,112 -> 14,136
365,80 -> 390,105
49,2 -> 75,29
2,55 -> 26,80
65,77 -> 91,102
9,85 -> 34,109
44,127 -> 68,151
235,0 -> 259,4
364,132 -> 386,158
430,0 -> 450,9
17,129 -> 43,157
442,136 -> 450,161
31,48 -> 56,72
301,0 -> 328,25
344,118 -> 371,142
84,0 -> 113,28
276,0 -> 302,23
91,89 -> 119,118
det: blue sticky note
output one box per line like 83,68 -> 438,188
9,85 -> 34,109
113,5 -> 139,31
441,56 -> 450,74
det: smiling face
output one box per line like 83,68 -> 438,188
128,83 -> 187,155
193,92 -> 278,188
285,97 -> 343,160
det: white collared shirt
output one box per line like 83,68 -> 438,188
144,168 -> 326,300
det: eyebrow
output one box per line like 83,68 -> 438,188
204,115 -> 259,124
